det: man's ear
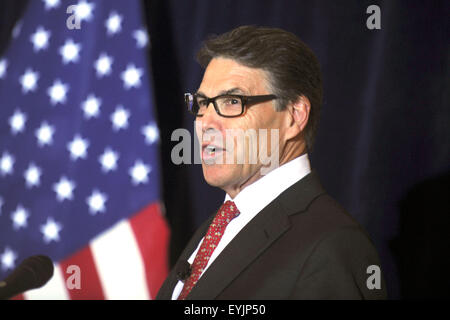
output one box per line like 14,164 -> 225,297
285,96 -> 311,140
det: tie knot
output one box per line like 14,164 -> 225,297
213,200 -> 240,228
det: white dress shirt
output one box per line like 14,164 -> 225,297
171,153 -> 311,299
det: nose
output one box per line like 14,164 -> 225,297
199,101 -> 221,133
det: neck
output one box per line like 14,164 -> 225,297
225,140 -> 306,199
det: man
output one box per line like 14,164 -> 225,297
157,26 -> 386,300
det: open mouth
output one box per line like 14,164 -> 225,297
202,143 -> 225,162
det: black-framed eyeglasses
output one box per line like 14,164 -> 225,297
185,93 -> 278,118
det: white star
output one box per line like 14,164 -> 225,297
53,176 -> 76,202
111,106 -> 130,131
9,109 -> 27,135
40,217 -> 62,243
47,79 -> 69,105
1,247 -> 18,271
19,68 -> 39,93
105,12 -> 122,36
0,59 -> 7,79
86,189 -> 108,215
133,29 -> 149,48
81,94 -> 101,119
24,163 -> 42,188
35,121 -> 55,146
67,134 -> 89,160
94,53 -> 113,77
30,26 -> 51,52
11,205 -> 29,230
141,123 -> 159,145
129,160 -> 151,185
42,0 -> 60,10
120,64 -> 143,89
59,39 -> 82,64
0,151 -> 14,176
74,0 -> 95,22
99,147 -> 119,172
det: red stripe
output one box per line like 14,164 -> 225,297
11,294 -> 24,300
59,246 -> 105,300
129,202 -> 170,299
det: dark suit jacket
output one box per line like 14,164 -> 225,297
157,171 -> 387,299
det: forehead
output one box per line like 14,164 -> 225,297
198,57 -> 269,95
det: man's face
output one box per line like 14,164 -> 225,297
195,57 -> 291,198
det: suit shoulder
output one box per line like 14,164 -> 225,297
294,225 -> 387,299
287,192 -> 380,263
292,193 -> 366,236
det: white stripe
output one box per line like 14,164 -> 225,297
24,264 -> 69,300
91,220 -> 149,300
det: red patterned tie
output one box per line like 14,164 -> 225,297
178,200 -> 240,300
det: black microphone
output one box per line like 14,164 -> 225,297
0,255 -> 54,300
176,261 -> 191,281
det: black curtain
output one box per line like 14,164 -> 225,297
1,0 -> 449,299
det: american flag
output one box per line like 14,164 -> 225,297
0,0 -> 169,299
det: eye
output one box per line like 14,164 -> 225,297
223,97 -> 240,105
197,99 -> 208,107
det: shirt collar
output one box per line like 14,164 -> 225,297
224,154 -> 311,219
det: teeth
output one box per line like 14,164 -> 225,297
206,145 -> 216,153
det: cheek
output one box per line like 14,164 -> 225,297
194,120 -> 202,140
243,104 -> 281,129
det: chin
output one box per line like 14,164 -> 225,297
202,163 -> 234,189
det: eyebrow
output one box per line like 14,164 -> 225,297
196,87 -> 246,98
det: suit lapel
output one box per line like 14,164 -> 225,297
187,196 -> 291,300
187,171 -> 325,299
157,214 -> 214,299
157,171 -> 326,300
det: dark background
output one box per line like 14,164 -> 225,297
1,0 -> 449,299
